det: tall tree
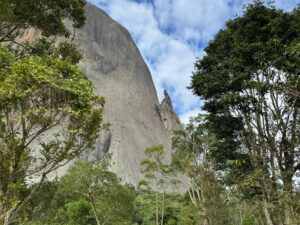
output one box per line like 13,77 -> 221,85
0,1 -> 107,224
172,116 -> 229,225
190,1 -> 300,224
0,47 -> 105,225
140,145 -> 171,225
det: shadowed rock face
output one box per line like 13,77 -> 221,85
72,3 -> 181,185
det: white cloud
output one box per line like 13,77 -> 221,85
90,0 -> 202,120
87,0 -> 299,123
154,0 -> 230,43
179,108 -> 203,124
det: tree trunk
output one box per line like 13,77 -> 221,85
155,182 -> 159,225
203,218 -> 209,225
89,193 -> 101,225
282,169 -> 294,224
283,169 -> 293,193
283,193 -> 293,225
3,209 -> 12,225
263,200 -> 274,225
161,193 -> 164,225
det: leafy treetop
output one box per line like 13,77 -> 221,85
0,0 -> 86,43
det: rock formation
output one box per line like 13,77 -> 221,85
18,3 -> 182,186
159,90 -> 182,134
74,3 -> 181,185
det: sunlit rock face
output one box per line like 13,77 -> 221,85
72,3 -> 182,186
21,3 -> 182,186
159,90 -> 182,134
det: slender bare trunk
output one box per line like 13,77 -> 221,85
155,182 -> 159,225
4,209 -> 12,225
282,170 -> 294,225
262,200 -> 274,225
284,195 -> 293,225
161,193 -> 164,225
203,218 -> 209,225
89,193 -> 101,225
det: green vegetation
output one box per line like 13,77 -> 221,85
0,1 -> 106,224
26,161 -> 136,225
0,0 -> 299,225
21,160 -> 201,225
190,1 -> 300,224
0,0 -> 85,43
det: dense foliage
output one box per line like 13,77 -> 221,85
0,0 -> 85,43
0,1 -> 107,224
26,161 -> 136,225
0,39 -> 105,225
190,1 -> 300,224
22,160 -> 204,225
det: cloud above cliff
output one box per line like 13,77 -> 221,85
88,0 -> 299,123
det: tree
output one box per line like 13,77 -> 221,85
0,0 -> 85,44
0,47 -> 105,225
190,1 -> 300,224
171,116 -> 229,225
54,160 -> 136,225
133,191 -> 201,225
0,1 -> 107,224
140,145 -> 172,225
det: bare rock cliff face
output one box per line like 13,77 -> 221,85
68,3 -> 181,185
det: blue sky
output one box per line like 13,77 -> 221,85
87,0 -> 299,123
